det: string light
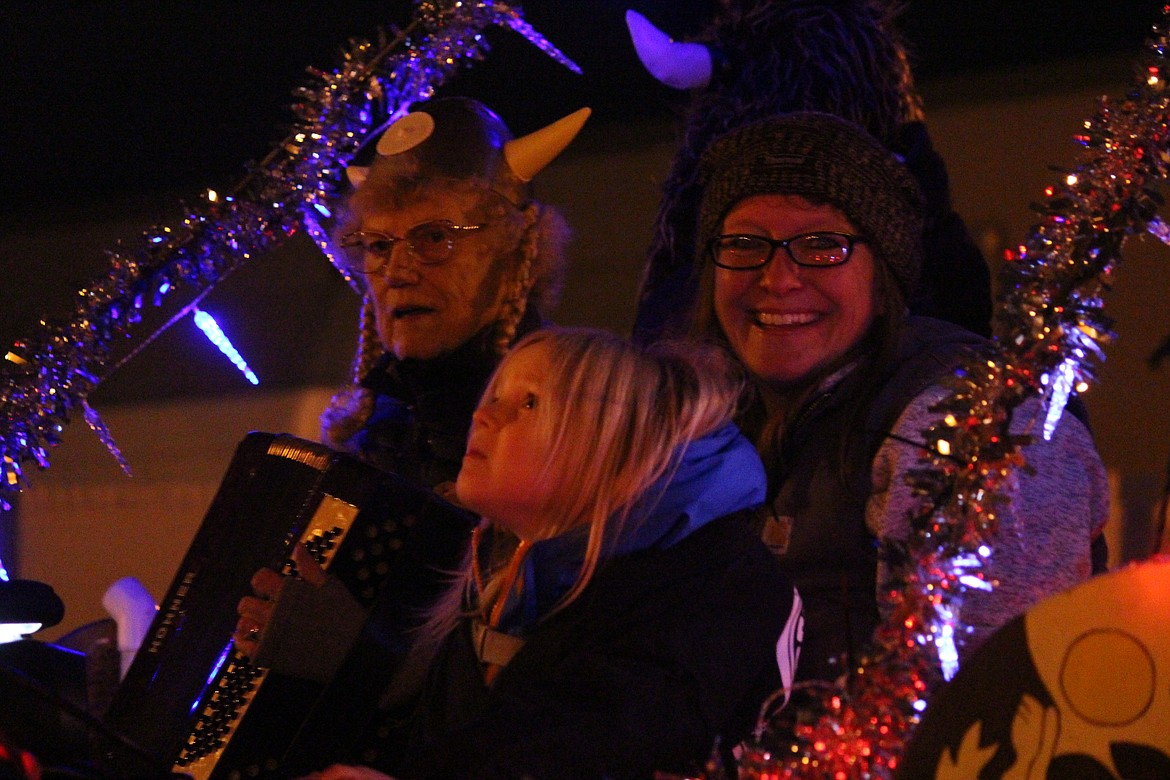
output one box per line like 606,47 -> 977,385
192,309 -> 259,385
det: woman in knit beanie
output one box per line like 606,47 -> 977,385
689,111 -> 1108,692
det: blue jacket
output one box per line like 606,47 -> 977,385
496,421 -> 766,634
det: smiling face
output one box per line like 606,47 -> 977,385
456,341 -> 557,539
358,187 -> 519,361
713,193 -> 880,390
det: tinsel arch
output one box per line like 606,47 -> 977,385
735,10 -> 1170,780
0,0 -> 578,509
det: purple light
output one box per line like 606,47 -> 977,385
190,643 -> 233,716
192,309 -> 259,385
1042,358 -> 1075,440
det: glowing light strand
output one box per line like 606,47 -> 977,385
0,2 -> 579,504
193,309 -> 259,386
1041,358 -> 1076,440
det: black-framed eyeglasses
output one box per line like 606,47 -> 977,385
710,231 -> 868,271
338,220 -> 485,273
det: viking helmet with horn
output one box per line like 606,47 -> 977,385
346,97 -> 591,204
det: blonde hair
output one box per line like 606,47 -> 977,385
320,161 -> 570,453
385,327 -> 746,701
492,328 -> 744,603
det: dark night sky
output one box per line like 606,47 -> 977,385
1,1 -> 1161,211
0,1 -> 1162,400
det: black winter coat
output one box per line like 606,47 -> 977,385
386,510 -> 801,780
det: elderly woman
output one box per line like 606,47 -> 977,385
236,97 -> 588,679
687,111 -> 1109,684
320,96 -> 586,492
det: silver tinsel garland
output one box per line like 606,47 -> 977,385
0,1 -> 578,507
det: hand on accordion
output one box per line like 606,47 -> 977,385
234,543 -> 326,659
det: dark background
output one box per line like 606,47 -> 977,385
0,0 -> 1163,402
2,1 -> 1160,210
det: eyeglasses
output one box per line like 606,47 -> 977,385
338,220 -> 485,273
710,231 -> 867,271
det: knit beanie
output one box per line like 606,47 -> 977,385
696,111 -> 925,298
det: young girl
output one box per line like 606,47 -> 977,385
311,327 -> 801,780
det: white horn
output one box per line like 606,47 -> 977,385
504,107 -> 592,183
625,9 -> 712,91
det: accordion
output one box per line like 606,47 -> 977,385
99,431 -> 477,779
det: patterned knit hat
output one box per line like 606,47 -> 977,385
696,111 -> 925,297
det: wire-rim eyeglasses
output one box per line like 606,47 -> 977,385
339,220 -> 485,273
